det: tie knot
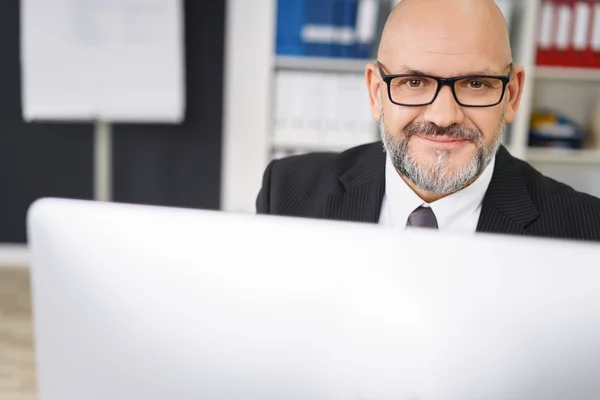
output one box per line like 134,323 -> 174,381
407,206 -> 439,229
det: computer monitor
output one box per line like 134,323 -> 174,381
27,197 -> 600,400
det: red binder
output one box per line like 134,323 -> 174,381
566,0 -> 580,67
536,0 -> 600,69
537,0 -> 558,66
553,0 -> 574,67
590,0 -> 600,68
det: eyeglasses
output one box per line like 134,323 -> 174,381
377,61 -> 513,108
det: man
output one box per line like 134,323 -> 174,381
256,0 -> 600,241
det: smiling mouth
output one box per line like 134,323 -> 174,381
416,134 -> 470,143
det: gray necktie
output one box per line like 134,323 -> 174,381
407,206 -> 439,229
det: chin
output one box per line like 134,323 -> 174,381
422,157 -> 469,174
411,147 -> 474,172
411,139 -> 474,161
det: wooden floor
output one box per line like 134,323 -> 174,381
0,268 -> 37,400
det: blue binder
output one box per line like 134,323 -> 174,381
302,0 -> 336,57
335,0 -> 359,58
275,0 -> 305,56
275,0 -> 373,59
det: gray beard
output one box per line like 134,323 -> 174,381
380,112 -> 504,195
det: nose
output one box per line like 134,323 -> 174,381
423,85 -> 465,128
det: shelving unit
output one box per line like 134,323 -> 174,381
534,66 -> 600,82
221,0 -> 600,213
525,64 -> 600,185
275,55 -> 374,73
272,136 -> 372,153
526,148 -> 600,164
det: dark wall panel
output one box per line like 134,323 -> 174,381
0,0 -> 225,243
112,0 -> 225,210
0,1 -> 94,243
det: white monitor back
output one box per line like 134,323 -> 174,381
27,198 -> 600,400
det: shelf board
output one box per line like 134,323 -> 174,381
534,66 -> 600,82
271,138 -> 372,153
526,148 -> 600,164
274,55 -> 373,73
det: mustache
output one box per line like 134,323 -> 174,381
403,122 -> 482,141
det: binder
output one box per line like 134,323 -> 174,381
537,0 -> 557,66
275,0 -> 305,56
353,0 -> 380,58
272,70 -> 375,152
288,71 -> 307,146
275,0 -> 379,59
552,0 -> 572,67
302,0 -> 337,57
569,0 -> 600,69
571,1 -> 592,68
334,0 -> 359,58
592,1 -> 600,67
303,73 -> 325,144
273,71 -> 290,145
536,0 -> 600,69
323,73 -> 341,146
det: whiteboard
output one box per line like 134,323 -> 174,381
20,0 -> 185,123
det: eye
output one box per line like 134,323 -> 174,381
466,80 -> 490,89
393,77 -> 431,89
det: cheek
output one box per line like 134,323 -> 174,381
465,110 -> 503,144
384,106 -> 421,135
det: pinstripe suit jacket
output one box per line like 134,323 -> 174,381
256,141 -> 600,242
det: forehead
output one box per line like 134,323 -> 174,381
382,18 -> 509,76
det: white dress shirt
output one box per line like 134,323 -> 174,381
379,154 -> 496,234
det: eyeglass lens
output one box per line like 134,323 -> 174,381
388,76 -> 505,106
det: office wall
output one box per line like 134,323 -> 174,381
0,0 -> 225,243
0,1 -> 95,243
113,0 -> 224,210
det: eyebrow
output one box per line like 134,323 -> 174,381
395,64 -> 512,77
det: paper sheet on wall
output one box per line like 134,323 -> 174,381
20,0 -> 185,123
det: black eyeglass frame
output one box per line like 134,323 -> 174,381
377,61 -> 513,108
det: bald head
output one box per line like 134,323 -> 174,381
378,0 -> 512,75
365,0 -> 526,202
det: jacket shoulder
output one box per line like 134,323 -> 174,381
256,142 -> 382,216
516,156 -> 600,206
514,157 -> 600,239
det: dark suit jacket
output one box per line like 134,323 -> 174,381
256,141 -> 600,242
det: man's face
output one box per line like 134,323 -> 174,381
367,1 -> 523,195
379,92 -> 506,194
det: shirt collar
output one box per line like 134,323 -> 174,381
384,153 -> 495,231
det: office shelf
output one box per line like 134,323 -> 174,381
272,137 -> 372,153
274,55 -> 373,73
526,147 -> 600,164
223,0 -> 600,212
535,66 -> 600,82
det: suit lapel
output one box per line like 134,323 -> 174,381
321,143 -> 386,223
319,143 -> 539,231
477,146 -> 540,234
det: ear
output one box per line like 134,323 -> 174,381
503,64 -> 525,124
365,62 -> 383,122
